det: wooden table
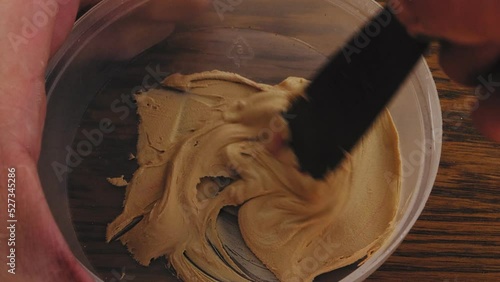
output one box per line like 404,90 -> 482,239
366,20 -> 500,282
68,1 -> 500,281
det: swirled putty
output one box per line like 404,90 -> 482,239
106,70 -> 401,281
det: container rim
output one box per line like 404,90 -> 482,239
45,0 -> 443,281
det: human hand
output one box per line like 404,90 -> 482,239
0,0 -> 207,281
390,0 -> 500,141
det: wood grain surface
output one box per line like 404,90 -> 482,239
66,1 -> 500,281
367,44 -> 500,281
366,1 -> 500,281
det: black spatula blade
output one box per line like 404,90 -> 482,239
287,6 -> 428,179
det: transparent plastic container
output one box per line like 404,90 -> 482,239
40,0 -> 442,281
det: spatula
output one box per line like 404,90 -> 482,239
287,5 -> 429,179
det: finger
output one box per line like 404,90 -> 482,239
1,7 -> 88,280
0,1 -> 79,156
439,42 -> 500,85
391,0 -> 500,45
471,88 -> 500,142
